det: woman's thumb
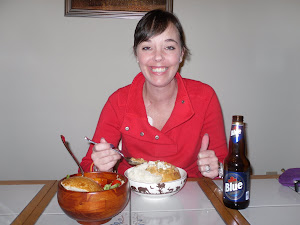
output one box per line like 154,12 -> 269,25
100,137 -> 107,143
200,134 -> 209,152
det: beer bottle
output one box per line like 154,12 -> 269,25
223,115 -> 250,209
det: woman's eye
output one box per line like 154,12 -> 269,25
142,46 -> 151,50
166,46 -> 175,50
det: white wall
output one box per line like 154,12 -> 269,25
0,0 -> 299,180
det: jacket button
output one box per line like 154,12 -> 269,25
125,126 -> 129,131
140,132 -> 144,136
155,135 -> 159,140
182,100 -> 185,104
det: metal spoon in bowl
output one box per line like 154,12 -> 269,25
61,135 -> 85,176
84,136 -> 146,166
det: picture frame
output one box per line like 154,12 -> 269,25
65,0 -> 173,19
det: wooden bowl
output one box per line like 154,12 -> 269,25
57,172 -> 129,225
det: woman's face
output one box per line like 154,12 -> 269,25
136,24 -> 184,88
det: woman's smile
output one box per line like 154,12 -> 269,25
150,66 -> 167,73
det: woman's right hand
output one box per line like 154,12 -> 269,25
91,138 -> 121,172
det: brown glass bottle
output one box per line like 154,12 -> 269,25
223,115 -> 250,209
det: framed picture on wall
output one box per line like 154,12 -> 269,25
65,0 -> 173,19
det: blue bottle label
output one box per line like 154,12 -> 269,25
230,124 -> 243,143
223,171 -> 250,202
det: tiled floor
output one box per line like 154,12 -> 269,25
214,179 -> 300,225
35,181 -> 225,225
0,184 -> 44,224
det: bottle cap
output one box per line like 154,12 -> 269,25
232,115 -> 243,122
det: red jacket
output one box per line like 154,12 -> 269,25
80,72 -> 228,177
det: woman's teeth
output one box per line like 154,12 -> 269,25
152,67 -> 166,73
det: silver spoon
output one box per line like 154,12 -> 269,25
84,136 -> 125,157
84,136 -> 146,166
61,135 -> 84,176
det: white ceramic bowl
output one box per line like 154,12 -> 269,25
124,167 -> 187,199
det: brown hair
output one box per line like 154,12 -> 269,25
133,9 -> 190,58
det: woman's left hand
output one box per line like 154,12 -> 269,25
197,134 -> 219,179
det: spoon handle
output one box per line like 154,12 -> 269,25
84,137 -> 97,145
61,135 -> 84,176
84,136 -> 125,157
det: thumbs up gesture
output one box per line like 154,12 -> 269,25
197,134 -> 219,179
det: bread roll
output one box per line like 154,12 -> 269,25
146,161 -> 181,182
61,176 -> 103,192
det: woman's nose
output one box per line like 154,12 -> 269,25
153,49 -> 164,62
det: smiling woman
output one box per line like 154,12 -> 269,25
138,34 -> 179,115
80,9 -> 228,180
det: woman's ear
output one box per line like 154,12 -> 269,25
135,51 -> 139,63
179,50 -> 184,63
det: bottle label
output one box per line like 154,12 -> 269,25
223,171 -> 250,202
230,124 -> 243,143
